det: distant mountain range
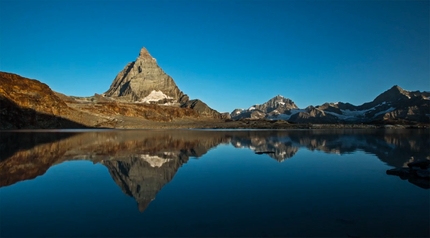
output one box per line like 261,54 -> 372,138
0,47 -> 429,129
231,86 -> 430,123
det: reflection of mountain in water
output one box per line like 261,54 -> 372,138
103,153 -> 188,211
287,130 -> 429,168
1,129 -> 429,210
0,130 -> 231,211
231,135 -> 299,162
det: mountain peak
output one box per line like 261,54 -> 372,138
369,85 -> 412,106
385,85 -> 410,96
138,47 -> 153,59
390,85 -> 406,93
105,47 -> 184,102
268,95 -> 294,103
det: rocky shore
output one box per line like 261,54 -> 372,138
386,159 -> 430,189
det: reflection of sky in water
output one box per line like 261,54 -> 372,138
0,131 -> 429,237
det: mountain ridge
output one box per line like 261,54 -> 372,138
231,85 -> 430,123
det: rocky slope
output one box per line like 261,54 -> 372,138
181,99 -> 222,118
0,72 -> 96,129
0,71 -> 223,129
231,85 -> 430,124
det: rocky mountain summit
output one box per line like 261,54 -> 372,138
104,47 -> 221,118
105,47 -> 188,104
231,95 -> 298,120
231,85 -> 430,124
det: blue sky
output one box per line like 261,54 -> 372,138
1,0 -> 429,113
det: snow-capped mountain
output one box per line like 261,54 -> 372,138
231,95 -> 298,120
230,86 -> 430,123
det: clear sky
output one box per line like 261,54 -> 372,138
1,0 -> 429,113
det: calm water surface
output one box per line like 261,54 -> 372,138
0,129 -> 429,237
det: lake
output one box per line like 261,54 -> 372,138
0,129 -> 429,237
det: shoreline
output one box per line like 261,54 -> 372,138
1,120 -> 428,130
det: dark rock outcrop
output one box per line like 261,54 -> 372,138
386,159 -> 430,189
181,99 -> 223,119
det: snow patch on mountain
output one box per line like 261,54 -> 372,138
374,107 -> 396,117
268,109 -> 306,120
138,90 -> 173,103
324,102 -> 393,120
140,154 -> 171,167
233,110 -> 242,115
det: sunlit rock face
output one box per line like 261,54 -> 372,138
103,47 -> 222,118
0,72 -> 93,129
104,48 -> 187,104
0,72 -> 67,115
